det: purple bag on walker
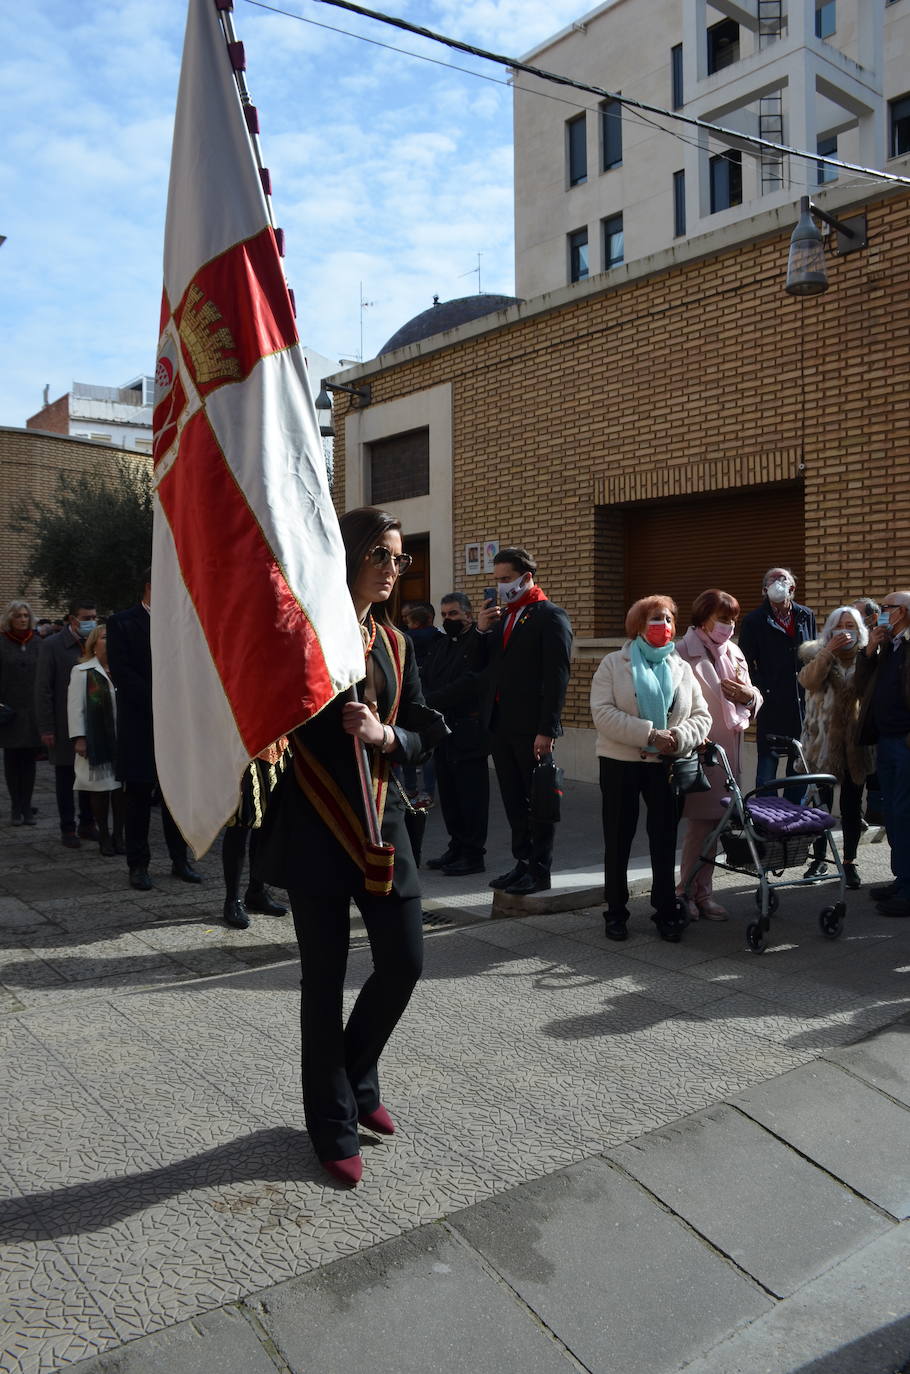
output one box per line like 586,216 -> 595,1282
746,796 -> 836,837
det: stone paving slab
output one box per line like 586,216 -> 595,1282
449,1156 -> 773,1374
732,1060 -> 910,1220
607,1103 -> 893,1298
252,1222 -> 581,1374
677,1223 -> 910,1374
64,1305 -> 280,1374
824,1020 -> 910,1109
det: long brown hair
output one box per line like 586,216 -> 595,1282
338,506 -> 403,628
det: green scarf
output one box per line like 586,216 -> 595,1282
630,636 -> 675,749
84,667 -> 116,778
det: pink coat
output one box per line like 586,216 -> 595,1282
676,627 -> 763,820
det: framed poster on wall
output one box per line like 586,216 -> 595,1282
465,542 -> 482,575
482,540 -> 499,573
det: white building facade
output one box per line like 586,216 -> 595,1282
514,0 -> 910,297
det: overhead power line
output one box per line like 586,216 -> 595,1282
245,0 -> 910,187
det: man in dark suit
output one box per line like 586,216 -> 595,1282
477,547 -> 573,895
421,592 -> 490,875
106,571 -> 201,891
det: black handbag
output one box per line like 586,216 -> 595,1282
530,752 -> 564,824
391,772 -> 430,867
668,752 -> 711,795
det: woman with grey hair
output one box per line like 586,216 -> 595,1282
798,604 -> 871,888
0,601 -> 41,825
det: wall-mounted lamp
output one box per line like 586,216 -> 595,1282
785,195 -> 868,296
314,379 -> 372,439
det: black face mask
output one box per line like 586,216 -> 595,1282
443,619 -> 465,638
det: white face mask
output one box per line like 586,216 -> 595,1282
498,573 -> 528,605
766,579 -> 791,604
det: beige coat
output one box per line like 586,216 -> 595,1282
798,640 -> 873,786
591,641 -> 711,763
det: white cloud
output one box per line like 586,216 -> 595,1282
0,0 -> 553,420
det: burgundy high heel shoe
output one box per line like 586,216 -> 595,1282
358,1104 -> 396,1136
322,1154 -> 363,1187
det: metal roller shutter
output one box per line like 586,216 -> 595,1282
623,483 -> 805,624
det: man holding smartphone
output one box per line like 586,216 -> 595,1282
477,548 -> 572,895
855,590 -> 910,918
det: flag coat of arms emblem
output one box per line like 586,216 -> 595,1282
152,0 -> 363,856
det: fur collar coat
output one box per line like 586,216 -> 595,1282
797,640 -> 873,785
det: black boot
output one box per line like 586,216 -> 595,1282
223,898 -> 250,929
243,883 -> 288,916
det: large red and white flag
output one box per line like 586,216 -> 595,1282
152,0 -> 363,856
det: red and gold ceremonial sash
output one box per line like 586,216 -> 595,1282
291,619 -> 408,894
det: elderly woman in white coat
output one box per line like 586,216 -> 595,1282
67,624 -> 124,856
591,595 -> 711,943
676,590 -> 762,920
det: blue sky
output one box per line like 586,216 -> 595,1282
0,0 -> 590,427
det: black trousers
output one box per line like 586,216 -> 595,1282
600,756 -> 681,916
3,748 -> 36,817
54,764 -> 93,833
288,887 -> 423,1162
434,738 -> 489,860
491,730 -> 554,874
812,776 -> 863,863
221,825 -> 266,899
122,782 -> 188,870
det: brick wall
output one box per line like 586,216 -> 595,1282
25,395 -> 69,434
334,191 -> 910,732
0,428 -> 149,617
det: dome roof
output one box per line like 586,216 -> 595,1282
379,293 -> 522,354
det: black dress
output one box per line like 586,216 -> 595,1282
256,622 -> 446,1162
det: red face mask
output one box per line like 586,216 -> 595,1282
644,622 -> 673,648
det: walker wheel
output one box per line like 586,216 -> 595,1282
819,906 -> 843,940
754,888 -> 779,914
746,922 -> 766,953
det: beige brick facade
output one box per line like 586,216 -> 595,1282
330,187 -> 910,751
0,427 -> 150,617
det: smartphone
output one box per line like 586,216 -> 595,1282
483,586 -> 498,607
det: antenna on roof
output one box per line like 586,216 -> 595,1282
459,252 -> 483,294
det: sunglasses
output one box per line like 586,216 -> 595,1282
366,545 -> 413,574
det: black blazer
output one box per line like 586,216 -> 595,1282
105,603 -> 155,785
256,627 -> 446,899
479,599 -> 573,739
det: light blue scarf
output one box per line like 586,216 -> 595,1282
630,636 -> 675,747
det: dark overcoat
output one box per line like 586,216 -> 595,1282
421,623 -> 490,759
34,627 -> 85,766
0,635 -> 41,749
106,603 -> 155,784
478,599 -> 573,739
738,598 -> 817,747
256,627 -> 446,898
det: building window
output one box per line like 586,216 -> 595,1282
601,99 -> 622,170
602,214 -> 624,268
567,113 -> 587,186
568,228 -> 589,282
816,134 -> 838,184
671,44 -> 683,110
368,428 -> 430,504
815,1 -> 836,38
133,438 -> 154,452
890,95 -> 910,157
673,169 -> 686,237
709,150 -> 742,212
707,19 -> 739,74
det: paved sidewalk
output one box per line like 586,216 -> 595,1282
1,767 -> 908,1373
